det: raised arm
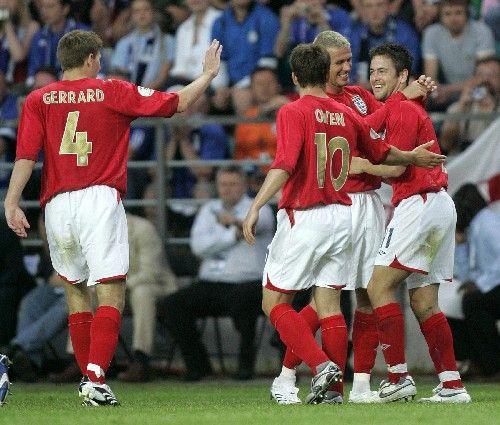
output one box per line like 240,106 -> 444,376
176,40 -> 222,112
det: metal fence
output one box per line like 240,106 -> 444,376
1,111 -> 499,248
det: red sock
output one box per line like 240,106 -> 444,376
87,306 -> 122,384
283,305 -> 320,369
68,312 -> 93,375
374,303 -> 407,383
270,303 -> 329,373
420,312 -> 463,389
352,310 -> 379,374
320,314 -> 348,395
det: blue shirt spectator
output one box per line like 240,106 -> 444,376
290,5 -> 351,44
347,0 -> 420,83
212,1 -> 279,86
27,1 -> 89,83
171,124 -> 228,198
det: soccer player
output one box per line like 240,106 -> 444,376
3,30 -> 222,406
270,30 -> 435,405
364,43 -> 471,403
242,43 -> 445,405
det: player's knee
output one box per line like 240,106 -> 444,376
410,297 -> 438,323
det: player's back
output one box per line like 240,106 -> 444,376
273,95 -> 364,209
16,78 -> 178,206
387,100 -> 448,206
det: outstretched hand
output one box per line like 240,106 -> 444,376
5,204 -> 30,238
203,39 -> 222,79
412,140 -> 446,168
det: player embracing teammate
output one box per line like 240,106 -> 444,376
242,42 -> 446,405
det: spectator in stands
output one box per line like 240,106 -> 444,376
168,0 -> 225,88
117,213 -> 178,382
0,70 -> 19,184
439,57 -> 500,154
274,0 -> 351,59
482,0 -> 500,50
26,0 -> 89,84
233,67 -> 288,168
347,0 -> 421,85
0,0 -> 40,83
165,84 -> 227,199
211,0 -> 280,115
2,213 -> 67,382
159,166 -> 275,381
444,184 -> 487,376
422,0 -> 496,110
461,192 -> 500,379
452,184 -> 500,379
111,0 -> 175,89
0,217 -> 35,347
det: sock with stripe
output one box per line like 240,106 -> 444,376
420,312 -> 463,389
374,302 -> 407,384
87,306 -> 122,384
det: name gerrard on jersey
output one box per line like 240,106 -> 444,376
42,88 -> 105,104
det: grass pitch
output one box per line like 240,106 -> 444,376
1,380 -> 499,425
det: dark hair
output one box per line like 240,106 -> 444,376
370,43 -> 413,83
289,44 -> 330,88
453,183 -> 487,232
34,65 -> 58,79
216,165 -> 247,181
251,66 -> 279,81
440,0 -> 470,17
57,30 -> 103,71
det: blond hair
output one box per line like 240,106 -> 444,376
313,31 -> 351,49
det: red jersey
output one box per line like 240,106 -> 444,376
16,78 -> 178,207
328,86 -> 406,193
272,95 -> 391,210
385,100 -> 448,206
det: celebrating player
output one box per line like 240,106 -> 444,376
3,30 -> 222,406
364,43 -> 471,403
270,30 -> 436,405
242,43 -> 445,405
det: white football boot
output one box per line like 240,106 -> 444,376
270,376 -> 301,405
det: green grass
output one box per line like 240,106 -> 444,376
1,380 -> 499,425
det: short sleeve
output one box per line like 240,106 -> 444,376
422,25 -> 438,60
271,106 -> 304,174
15,94 -> 44,161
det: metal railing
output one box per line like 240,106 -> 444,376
1,111 -> 499,248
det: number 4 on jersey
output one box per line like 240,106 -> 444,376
59,111 -> 92,166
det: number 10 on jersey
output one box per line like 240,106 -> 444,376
59,111 -> 93,166
315,133 -> 350,191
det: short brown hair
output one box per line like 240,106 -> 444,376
289,44 -> 330,88
57,30 -> 103,71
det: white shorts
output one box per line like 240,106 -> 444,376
262,204 -> 351,293
374,190 -> 456,289
44,185 -> 129,286
344,191 -> 385,290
